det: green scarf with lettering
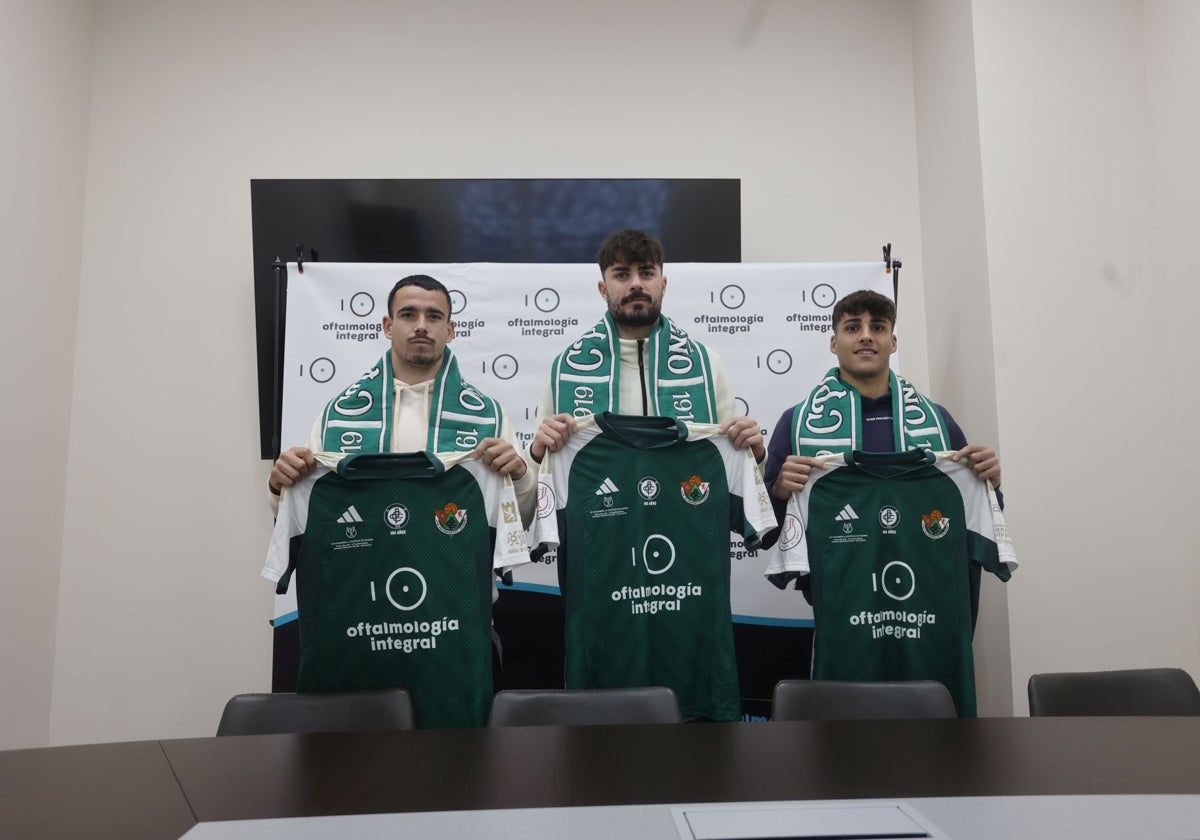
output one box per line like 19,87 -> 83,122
791,368 -> 949,457
549,312 -> 717,422
318,347 -> 501,454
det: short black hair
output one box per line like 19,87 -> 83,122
832,290 -> 896,331
596,229 -> 665,273
387,274 -> 452,317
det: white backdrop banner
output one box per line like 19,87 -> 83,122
274,261 -> 894,629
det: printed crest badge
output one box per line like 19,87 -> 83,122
384,503 -> 409,535
780,514 -> 804,551
638,477 -> 660,504
536,481 -> 555,520
434,502 -> 468,535
878,505 -> 899,535
921,509 -> 950,540
680,474 -> 710,506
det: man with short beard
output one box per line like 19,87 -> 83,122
528,229 -> 764,464
525,229 -> 771,720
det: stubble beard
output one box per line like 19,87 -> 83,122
609,296 -> 662,328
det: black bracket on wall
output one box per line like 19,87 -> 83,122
882,242 -> 902,306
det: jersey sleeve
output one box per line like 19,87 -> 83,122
762,486 -> 811,588
262,467 -> 322,584
527,449 -> 562,556
940,458 -> 1017,580
487,472 -> 534,573
687,423 -> 777,549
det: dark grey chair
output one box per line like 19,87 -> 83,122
1027,668 -> 1200,717
771,679 -> 957,720
216,688 -> 415,736
487,687 -> 683,726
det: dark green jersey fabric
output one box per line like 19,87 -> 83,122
533,413 -> 775,721
266,452 -> 528,728
765,450 -> 1016,717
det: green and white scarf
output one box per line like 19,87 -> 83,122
318,348 -> 502,455
791,368 -> 949,457
549,312 -> 717,422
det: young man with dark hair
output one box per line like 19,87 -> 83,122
528,228 -> 764,461
270,274 -> 533,508
759,289 -> 1012,717
264,273 -> 535,728
762,289 -> 1000,507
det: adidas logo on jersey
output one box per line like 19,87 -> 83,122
337,505 -> 364,524
595,478 -> 619,495
834,505 -> 859,522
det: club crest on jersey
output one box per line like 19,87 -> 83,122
434,502 -> 468,535
921,509 -> 950,540
679,474 -> 710,505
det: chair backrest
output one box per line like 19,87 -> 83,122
1027,668 -> 1200,717
216,689 -> 415,736
488,687 -> 683,726
771,679 -> 957,721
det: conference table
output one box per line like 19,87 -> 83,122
5,716 -> 1200,838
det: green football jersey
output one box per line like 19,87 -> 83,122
265,451 -> 529,728
532,413 -> 776,721
764,450 -> 1016,717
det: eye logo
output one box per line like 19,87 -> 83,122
534,288 -> 560,312
349,292 -> 375,317
385,567 -> 427,611
719,284 -> 746,309
811,283 -> 836,308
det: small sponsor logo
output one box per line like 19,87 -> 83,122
595,477 -> 619,495
337,505 -> 364,524
536,481 -> 555,519
384,504 -> 408,533
780,514 -> 804,551
835,504 -> 858,533
879,505 -> 899,534
386,501 -> 410,528
638,477 -> 660,502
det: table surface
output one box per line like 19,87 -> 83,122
7,716 -> 1200,839
177,796 -> 1200,840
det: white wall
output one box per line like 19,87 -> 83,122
972,0 -> 1200,703
910,0 -> 1012,715
0,0 -> 93,749
40,0 -> 929,745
